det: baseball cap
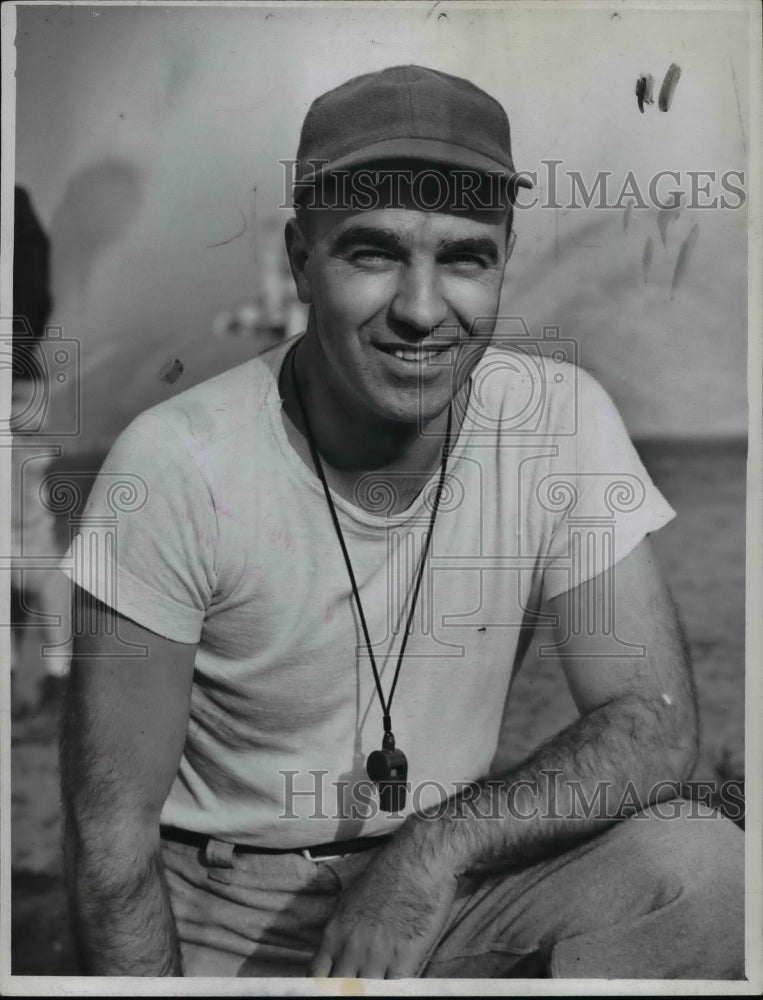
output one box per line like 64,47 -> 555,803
294,64 -> 532,197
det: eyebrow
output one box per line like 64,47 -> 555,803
330,226 -> 500,264
330,226 -> 405,255
440,237 -> 500,264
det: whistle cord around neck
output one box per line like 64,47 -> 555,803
289,345 -> 453,738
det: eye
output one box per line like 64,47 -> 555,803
349,248 -> 397,266
440,253 -> 489,271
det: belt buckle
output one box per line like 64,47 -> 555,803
301,847 -> 344,863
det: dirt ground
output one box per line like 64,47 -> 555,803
8,439 -> 747,975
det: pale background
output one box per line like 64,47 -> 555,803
6,0 -> 754,977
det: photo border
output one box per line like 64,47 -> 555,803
1,1 -> 760,995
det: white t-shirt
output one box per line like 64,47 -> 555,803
62,337 -> 675,846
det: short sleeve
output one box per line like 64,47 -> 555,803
59,411 -> 218,643
541,369 -> 675,601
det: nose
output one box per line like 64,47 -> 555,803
388,259 -> 448,337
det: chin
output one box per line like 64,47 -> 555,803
364,389 -> 453,429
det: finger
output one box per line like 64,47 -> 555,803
309,944 -> 334,978
330,948 -> 362,978
356,950 -> 390,980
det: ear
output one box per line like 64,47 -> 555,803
505,228 -> 517,262
285,218 -> 313,305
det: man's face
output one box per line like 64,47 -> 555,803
289,197 -> 510,426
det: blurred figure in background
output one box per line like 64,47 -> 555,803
10,186 -> 70,719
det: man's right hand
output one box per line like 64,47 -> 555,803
310,823 -> 459,979
61,587 -> 196,976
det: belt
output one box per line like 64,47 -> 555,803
160,825 -> 393,862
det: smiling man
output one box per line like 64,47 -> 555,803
60,65 -> 743,980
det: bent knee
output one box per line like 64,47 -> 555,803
618,797 -> 743,901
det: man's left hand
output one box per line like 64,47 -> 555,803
310,832 -> 459,979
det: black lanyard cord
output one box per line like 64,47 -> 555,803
289,345 -> 453,736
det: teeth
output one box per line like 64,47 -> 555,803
392,349 -> 436,362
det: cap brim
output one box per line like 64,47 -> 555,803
296,136 -> 533,188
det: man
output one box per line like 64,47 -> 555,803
60,65 -> 743,979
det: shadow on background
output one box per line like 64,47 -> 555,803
49,160 -> 143,305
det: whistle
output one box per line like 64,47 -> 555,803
366,734 -> 409,813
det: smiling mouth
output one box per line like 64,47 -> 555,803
375,343 -> 456,364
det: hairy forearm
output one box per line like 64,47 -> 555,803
402,692 -> 698,876
64,820 -> 182,976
